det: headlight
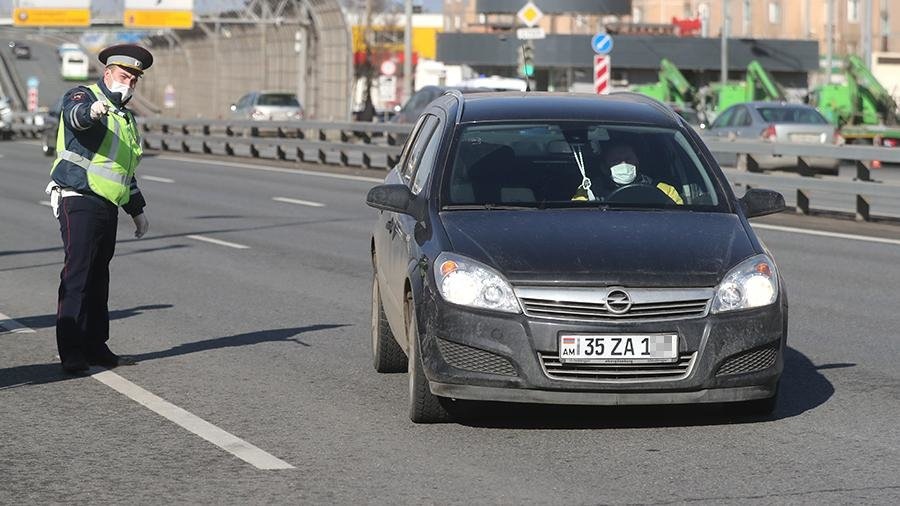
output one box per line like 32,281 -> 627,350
711,254 -> 779,313
433,252 -> 520,313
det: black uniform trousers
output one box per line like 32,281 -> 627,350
56,194 -> 118,363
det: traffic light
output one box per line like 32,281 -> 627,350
519,43 -> 534,78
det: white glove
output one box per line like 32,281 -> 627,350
90,100 -> 109,120
132,213 -> 149,238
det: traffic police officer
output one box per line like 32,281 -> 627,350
46,44 -> 153,374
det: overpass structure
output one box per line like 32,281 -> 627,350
0,0 -> 353,121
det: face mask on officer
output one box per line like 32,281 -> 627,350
610,162 -> 638,185
109,79 -> 133,102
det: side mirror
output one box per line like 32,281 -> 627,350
366,184 -> 424,220
740,188 -> 786,218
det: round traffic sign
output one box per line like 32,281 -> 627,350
380,60 -> 397,76
591,33 -> 614,55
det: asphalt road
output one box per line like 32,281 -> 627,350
0,29 -> 88,109
2,140 -> 899,504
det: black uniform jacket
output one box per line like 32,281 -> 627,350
50,79 -> 146,217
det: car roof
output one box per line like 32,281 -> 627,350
740,101 -> 815,109
457,92 -> 682,126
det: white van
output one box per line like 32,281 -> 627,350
61,51 -> 89,81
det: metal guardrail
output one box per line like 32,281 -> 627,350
5,115 -> 900,221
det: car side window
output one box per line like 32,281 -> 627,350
710,107 -> 734,129
236,94 -> 251,109
401,115 -> 439,185
732,106 -> 751,127
396,115 -> 428,171
411,118 -> 443,195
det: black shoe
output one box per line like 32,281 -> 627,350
87,351 -> 138,368
61,356 -> 90,375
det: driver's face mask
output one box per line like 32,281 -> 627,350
610,162 -> 637,185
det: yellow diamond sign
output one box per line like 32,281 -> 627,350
517,1 -> 543,28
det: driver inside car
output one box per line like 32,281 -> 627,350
601,143 -> 683,205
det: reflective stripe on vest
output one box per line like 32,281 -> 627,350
51,84 -> 141,206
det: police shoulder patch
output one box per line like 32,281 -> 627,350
70,91 -> 87,101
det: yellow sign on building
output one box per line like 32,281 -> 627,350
123,0 -> 194,29
13,0 -> 90,27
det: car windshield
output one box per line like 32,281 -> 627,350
258,94 -> 300,107
442,122 -> 724,210
756,106 -> 827,124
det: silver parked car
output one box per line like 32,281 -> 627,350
704,102 -> 840,175
230,91 -> 304,121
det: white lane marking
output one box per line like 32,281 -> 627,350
753,223 -> 900,246
157,155 -> 383,183
0,311 -> 35,334
140,175 -> 175,184
186,234 -> 250,250
39,200 -> 51,207
91,370 -> 294,470
272,196 -> 325,208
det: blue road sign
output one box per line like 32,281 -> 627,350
27,76 -> 39,89
591,33 -> 614,55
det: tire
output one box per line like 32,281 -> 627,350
371,272 -> 406,373
406,295 -> 452,423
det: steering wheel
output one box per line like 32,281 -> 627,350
605,184 -> 673,205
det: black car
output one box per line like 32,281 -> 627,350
390,85 -> 492,124
366,91 -> 788,423
9,41 -> 31,59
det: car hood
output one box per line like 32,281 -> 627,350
439,209 -> 756,287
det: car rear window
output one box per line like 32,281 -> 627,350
756,107 -> 827,124
257,94 -> 300,107
442,122 -> 725,211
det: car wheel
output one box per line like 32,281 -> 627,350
371,272 -> 406,373
406,294 -> 452,423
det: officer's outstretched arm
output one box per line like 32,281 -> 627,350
61,88 -> 97,131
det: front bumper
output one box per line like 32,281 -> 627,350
419,292 -> 786,406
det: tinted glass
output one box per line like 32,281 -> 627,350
412,118 -> 443,194
710,107 -> 734,129
402,115 -> 439,184
257,94 -> 300,107
756,106 -> 828,124
443,122 -> 724,210
732,107 -> 752,126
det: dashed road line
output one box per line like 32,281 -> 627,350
753,223 -> 900,247
186,234 -> 250,249
92,370 -> 294,470
272,196 -> 325,207
0,311 -> 35,333
141,175 -> 175,183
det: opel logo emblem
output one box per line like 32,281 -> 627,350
605,289 -> 632,314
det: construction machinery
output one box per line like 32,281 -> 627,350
632,58 -> 696,108
808,55 -> 900,147
698,60 -> 788,119
634,59 -> 787,123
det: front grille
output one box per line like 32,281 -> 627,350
716,343 -> 779,376
436,338 -> 517,376
515,286 -> 713,323
539,352 -> 696,383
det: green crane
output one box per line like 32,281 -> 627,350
632,58 -> 695,108
700,60 -> 787,116
808,55 -> 900,147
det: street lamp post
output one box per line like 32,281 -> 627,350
721,0 -> 729,86
403,0 -> 413,105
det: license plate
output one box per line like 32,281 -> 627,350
790,133 -> 822,143
558,334 -> 678,364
